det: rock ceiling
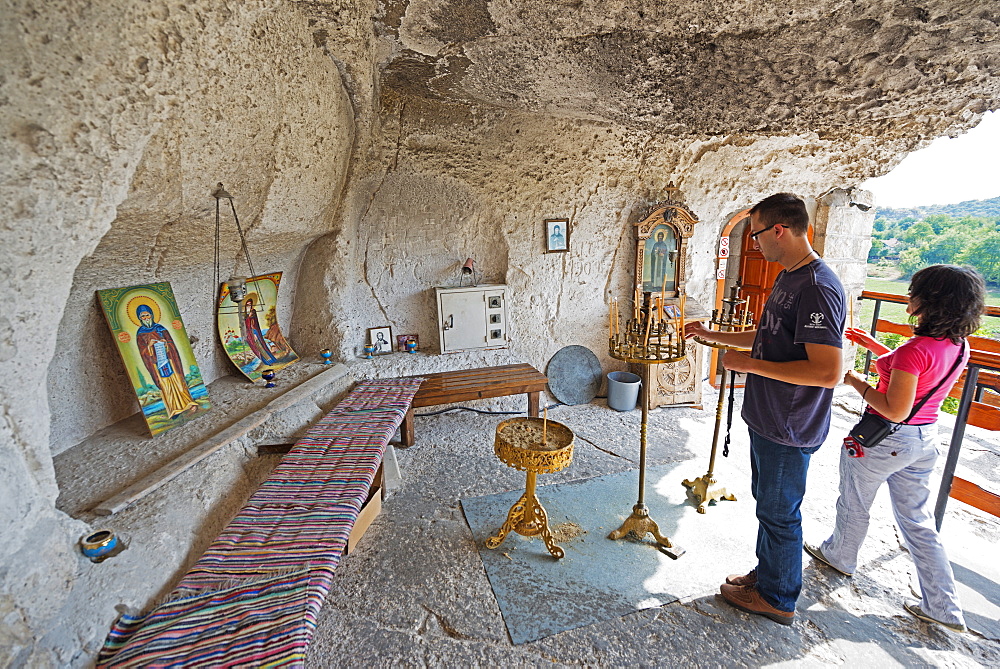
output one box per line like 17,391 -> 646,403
308,0 -> 1000,141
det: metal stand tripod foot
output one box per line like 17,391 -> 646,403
682,369 -> 737,513
608,365 -> 685,559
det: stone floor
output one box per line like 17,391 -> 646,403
305,383 -> 1000,667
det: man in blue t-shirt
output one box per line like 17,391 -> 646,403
685,193 -> 845,625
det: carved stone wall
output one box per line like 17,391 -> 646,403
1,0 -> 997,663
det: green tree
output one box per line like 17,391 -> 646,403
902,220 -> 933,245
899,246 -> 926,278
921,229 -> 976,266
924,214 -> 949,234
958,231 -> 1000,284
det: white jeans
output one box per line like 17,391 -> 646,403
819,423 -> 965,627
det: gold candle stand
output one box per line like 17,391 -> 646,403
606,293 -> 686,557
683,283 -> 754,513
486,417 -> 575,558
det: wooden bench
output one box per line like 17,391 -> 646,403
398,363 -> 547,447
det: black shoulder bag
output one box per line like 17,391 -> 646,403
849,341 -> 966,448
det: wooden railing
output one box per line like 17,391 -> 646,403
858,290 -> 1000,527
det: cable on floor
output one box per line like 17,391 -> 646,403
415,402 -> 564,418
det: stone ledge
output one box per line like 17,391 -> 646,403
54,362 -> 353,519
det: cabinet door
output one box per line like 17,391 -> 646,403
646,344 -> 703,408
440,291 -> 488,352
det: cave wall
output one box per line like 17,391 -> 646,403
295,103 -> 879,373
0,0 -> 363,664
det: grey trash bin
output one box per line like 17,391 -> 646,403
607,371 -> 641,411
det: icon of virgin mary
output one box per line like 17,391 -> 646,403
241,295 -> 278,365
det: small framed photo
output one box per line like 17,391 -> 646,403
544,218 -> 569,253
396,333 -> 419,352
367,326 -> 393,355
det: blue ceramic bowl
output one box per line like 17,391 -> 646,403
81,530 -> 118,561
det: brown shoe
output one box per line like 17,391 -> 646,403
719,583 -> 795,626
726,569 -> 757,587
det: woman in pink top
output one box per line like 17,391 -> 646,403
805,264 -> 985,633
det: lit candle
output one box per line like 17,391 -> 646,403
671,300 -> 678,339
609,298 -> 615,340
615,298 -> 620,338
660,266 -> 668,314
849,294 -> 855,331
542,406 -> 548,446
643,303 -> 653,350
679,295 -> 687,343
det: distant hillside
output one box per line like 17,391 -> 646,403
874,195 -> 1000,222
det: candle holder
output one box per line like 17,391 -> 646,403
320,348 -> 333,364
485,417 -> 575,558
608,292 -> 687,365
80,529 -> 121,563
606,291 -> 686,557
682,281 -> 755,513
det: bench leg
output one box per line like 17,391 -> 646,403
527,391 -> 540,418
400,406 -> 415,447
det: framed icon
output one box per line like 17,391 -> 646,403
544,218 -> 569,253
632,188 -> 697,298
367,326 -> 394,355
96,282 -> 211,436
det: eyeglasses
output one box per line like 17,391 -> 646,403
749,223 -> 784,241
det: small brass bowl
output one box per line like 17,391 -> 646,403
80,530 -> 118,562
494,417 -> 574,474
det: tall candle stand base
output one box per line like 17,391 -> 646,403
682,282 -> 754,513
682,367 -> 737,513
606,363 -> 686,559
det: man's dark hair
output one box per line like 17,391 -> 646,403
749,193 -> 810,235
909,264 -> 985,344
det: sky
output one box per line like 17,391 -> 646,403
860,110 -> 1000,208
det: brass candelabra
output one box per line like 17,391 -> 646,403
606,291 -> 686,557
683,282 -> 754,513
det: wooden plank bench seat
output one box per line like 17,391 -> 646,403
399,363 -> 547,447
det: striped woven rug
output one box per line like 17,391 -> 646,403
98,377 -> 423,668
97,569 -> 312,668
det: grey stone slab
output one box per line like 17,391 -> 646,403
461,463 -> 755,644
546,345 -> 603,405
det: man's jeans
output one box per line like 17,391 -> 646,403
818,423 -> 965,627
750,429 -> 820,613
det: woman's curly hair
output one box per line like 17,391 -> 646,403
909,264 -> 986,344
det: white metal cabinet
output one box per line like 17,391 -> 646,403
435,284 -> 508,353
